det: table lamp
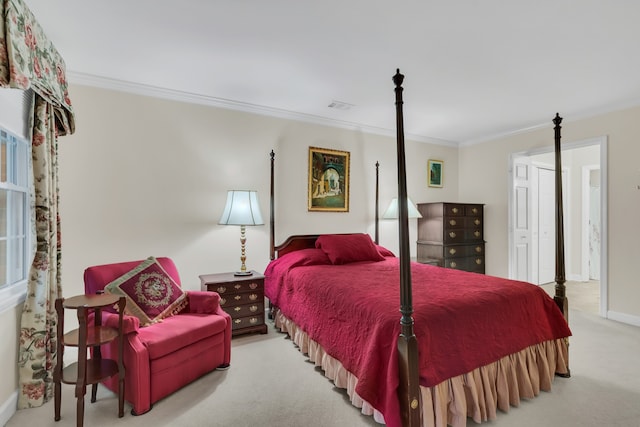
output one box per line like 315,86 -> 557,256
219,190 -> 264,276
382,197 -> 423,219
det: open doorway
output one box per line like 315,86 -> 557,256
508,136 -> 607,317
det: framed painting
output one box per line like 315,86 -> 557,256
308,146 -> 350,212
428,159 -> 443,188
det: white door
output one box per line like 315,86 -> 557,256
512,157 -> 532,282
538,167 -> 556,284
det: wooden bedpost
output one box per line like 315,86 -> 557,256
393,69 -> 421,427
270,150 -> 276,260
375,161 -> 380,244
553,114 -> 568,318
553,114 -> 571,378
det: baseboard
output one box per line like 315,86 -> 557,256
607,310 -> 640,328
0,351 -> 78,426
0,390 -> 17,426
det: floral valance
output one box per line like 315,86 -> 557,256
1,0 -> 74,135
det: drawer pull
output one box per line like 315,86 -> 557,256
474,219 -> 481,225
475,246 -> 483,253
249,283 -> 258,290
217,286 -> 226,293
234,284 -> 242,290
451,207 -> 459,214
220,298 -> 226,305
472,207 -> 478,214
449,232 -> 457,238
476,258 -> 483,265
474,231 -> 481,237
234,307 -> 241,312
449,219 -> 457,226
449,248 -> 457,255
234,319 -> 242,324
234,295 -> 241,301
450,261 -> 458,268
249,318 -> 258,324
250,305 -> 258,312
249,294 -> 258,301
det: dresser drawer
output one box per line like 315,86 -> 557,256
444,204 -> 465,216
464,216 -> 483,228
465,228 -> 483,241
465,204 -> 482,217
443,228 -> 467,243
444,256 -> 485,272
444,243 -> 485,258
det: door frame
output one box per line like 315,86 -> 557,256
508,135 -> 608,317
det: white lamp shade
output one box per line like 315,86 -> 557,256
382,197 -> 422,219
219,190 -> 264,226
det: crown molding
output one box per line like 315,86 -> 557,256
67,71 -> 457,147
460,97 -> 640,146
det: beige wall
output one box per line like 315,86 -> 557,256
2,83 -> 459,415
459,106 -> 640,321
57,84 -> 458,299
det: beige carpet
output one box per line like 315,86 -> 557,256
7,280 -> 640,427
541,280 -> 601,315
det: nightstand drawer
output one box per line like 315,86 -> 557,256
231,315 -> 264,331
219,291 -> 262,307
211,280 -> 262,295
226,302 -> 264,317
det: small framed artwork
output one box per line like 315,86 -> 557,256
308,146 -> 350,212
427,159 -> 443,188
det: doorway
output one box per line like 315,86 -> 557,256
508,137 -> 608,317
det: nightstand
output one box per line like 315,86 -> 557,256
199,271 -> 267,337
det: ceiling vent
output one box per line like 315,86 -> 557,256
328,100 -> 354,111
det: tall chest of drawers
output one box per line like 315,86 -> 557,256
416,202 -> 485,273
199,271 -> 268,336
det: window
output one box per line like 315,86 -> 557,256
0,129 -> 30,311
0,88 -> 32,313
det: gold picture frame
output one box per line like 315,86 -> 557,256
428,159 -> 443,188
308,146 -> 350,212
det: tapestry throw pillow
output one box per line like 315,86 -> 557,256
315,233 -> 385,265
104,256 -> 188,326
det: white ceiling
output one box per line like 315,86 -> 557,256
25,0 -> 640,145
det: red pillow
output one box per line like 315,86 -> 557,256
104,257 -> 188,326
376,244 -> 396,257
315,234 -> 385,265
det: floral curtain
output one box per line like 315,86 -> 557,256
1,0 -> 75,408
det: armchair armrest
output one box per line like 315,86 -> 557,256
186,291 -> 220,314
89,310 -> 141,334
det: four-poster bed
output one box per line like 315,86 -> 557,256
264,70 -> 571,427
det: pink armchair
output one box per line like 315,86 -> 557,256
84,257 -> 231,415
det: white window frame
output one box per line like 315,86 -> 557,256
0,128 -> 30,314
0,87 -> 32,315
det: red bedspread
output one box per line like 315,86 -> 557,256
265,250 -> 571,427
